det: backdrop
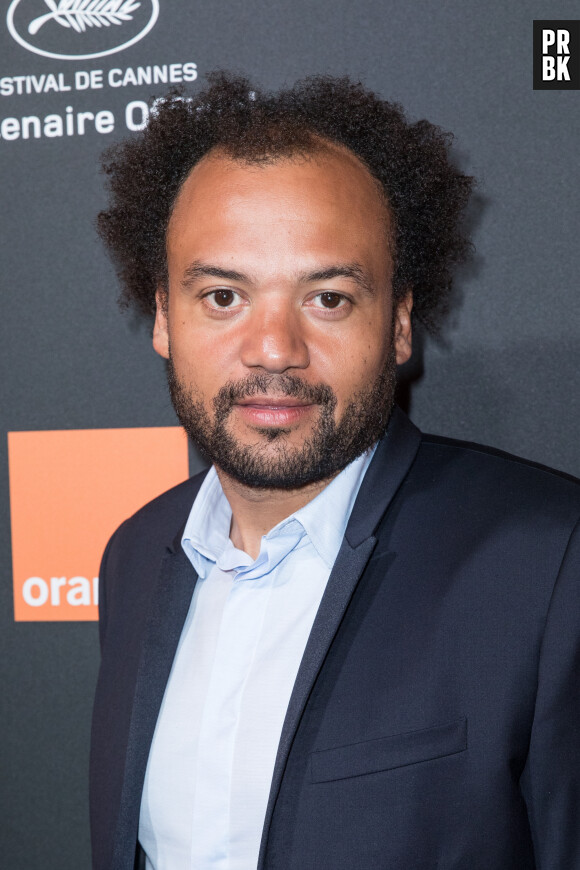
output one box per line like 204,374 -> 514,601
1,1 -> 579,867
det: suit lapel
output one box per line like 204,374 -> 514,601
258,407 -> 422,868
112,546 -> 197,870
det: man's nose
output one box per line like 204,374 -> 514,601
239,304 -> 310,373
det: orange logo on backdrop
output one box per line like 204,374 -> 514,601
8,427 -> 189,622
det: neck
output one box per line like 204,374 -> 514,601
215,468 -> 336,560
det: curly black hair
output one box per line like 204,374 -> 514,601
98,72 -> 473,331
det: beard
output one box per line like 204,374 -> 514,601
167,348 -> 397,490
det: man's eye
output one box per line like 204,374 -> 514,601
209,289 -> 237,307
317,292 -> 345,309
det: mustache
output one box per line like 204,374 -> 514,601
213,373 -> 337,414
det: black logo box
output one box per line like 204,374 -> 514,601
533,20 -> 579,89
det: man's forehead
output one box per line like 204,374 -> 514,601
164,149 -> 395,302
176,140 -> 386,204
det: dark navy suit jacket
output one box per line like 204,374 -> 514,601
90,408 -> 580,869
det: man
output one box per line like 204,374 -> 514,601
90,73 -> 580,869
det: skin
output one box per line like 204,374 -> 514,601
153,145 -> 413,558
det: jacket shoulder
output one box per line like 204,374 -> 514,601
105,468 -> 207,558
414,432 -> 580,517
97,469 -> 207,645
422,433 -> 580,484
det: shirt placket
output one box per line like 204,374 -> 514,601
189,571 -> 274,869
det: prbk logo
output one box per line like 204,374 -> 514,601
533,20 -> 579,89
7,0 -> 160,61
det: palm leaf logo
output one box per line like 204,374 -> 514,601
28,0 -> 141,35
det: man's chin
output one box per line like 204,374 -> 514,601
252,426 -> 293,443
230,420 -> 312,446
210,455 -> 337,491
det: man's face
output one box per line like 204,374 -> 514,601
153,145 -> 412,489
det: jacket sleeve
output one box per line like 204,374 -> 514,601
97,520 -> 129,652
520,517 -> 580,870
97,531 -> 117,652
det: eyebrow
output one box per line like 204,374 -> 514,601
298,264 -> 376,296
182,261 -> 251,286
181,260 -> 376,296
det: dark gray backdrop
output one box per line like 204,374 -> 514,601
1,1 -> 578,867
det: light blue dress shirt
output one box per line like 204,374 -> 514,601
139,446 -> 375,870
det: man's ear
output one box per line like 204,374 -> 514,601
152,287 -> 170,359
394,290 -> 413,366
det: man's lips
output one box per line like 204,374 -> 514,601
236,397 -> 313,408
234,397 -> 316,427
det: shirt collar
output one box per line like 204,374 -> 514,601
280,446 -> 375,568
182,446 -> 376,581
